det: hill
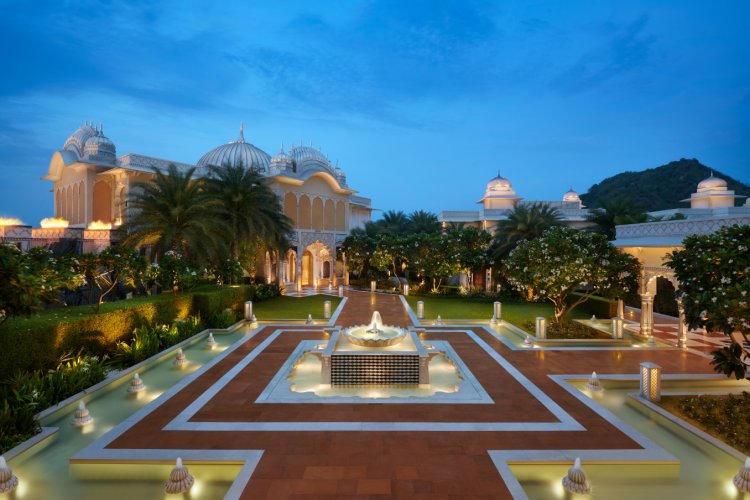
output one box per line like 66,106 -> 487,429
580,158 -> 750,212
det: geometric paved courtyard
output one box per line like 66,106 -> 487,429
73,290 -> 715,498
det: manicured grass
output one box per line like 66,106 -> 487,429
661,393 -> 750,455
254,295 -> 342,319
404,295 -> 588,332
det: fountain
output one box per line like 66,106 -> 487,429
585,371 -> 603,392
204,333 -> 217,350
127,373 -> 145,393
320,311 -> 430,386
0,456 -> 18,494
173,348 -> 186,367
562,457 -> 591,495
71,401 -> 93,427
342,311 -> 407,347
164,457 -> 194,495
435,315 -> 443,325
735,457 -> 750,493
305,314 -> 314,325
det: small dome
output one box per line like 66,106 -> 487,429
197,123 -> 271,173
563,187 -> 580,202
63,123 -> 98,158
697,173 -> 727,191
485,173 -> 515,196
83,127 -> 116,163
289,145 -> 331,166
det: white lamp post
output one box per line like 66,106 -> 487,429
244,301 -> 253,321
416,301 -> 424,319
490,301 -> 502,325
370,280 -> 376,292
338,285 -> 344,298
324,300 -> 332,319
403,284 -> 409,296
640,362 -> 662,402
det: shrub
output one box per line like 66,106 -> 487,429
111,326 -> 161,368
0,352 -> 108,454
207,308 -> 239,329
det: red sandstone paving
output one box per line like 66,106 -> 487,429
106,289 -> 715,499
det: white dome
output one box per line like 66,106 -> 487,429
697,173 -> 727,191
563,188 -> 580,202
63,123 -> 98,158
83,128 -> 116,163
197,124 -> 271,172
485,174 -> 516,197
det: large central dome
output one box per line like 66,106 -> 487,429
197,124 -> 271,172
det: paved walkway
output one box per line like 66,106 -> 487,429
102,290 -> 716,499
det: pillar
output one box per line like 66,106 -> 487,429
617,299 -> 624,319
640,293 -> 654,344
295,251 -> 302,292
276,254 -> 283,286
677,298 -> 688,348
612,317 -> 624,339
342,252 -> 349,285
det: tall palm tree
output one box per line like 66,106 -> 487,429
408,210 -> 441,234
491,202 -> 562,261
379,210 -> 410,235
204,164 -> 292,261
586,198 -> 647,240
124,164 -> 226,262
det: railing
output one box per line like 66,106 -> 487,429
615,215 -> 750,239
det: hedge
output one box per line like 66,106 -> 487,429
0,285 -> 268,379
565,292 -> 618,319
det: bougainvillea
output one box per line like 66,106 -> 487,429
667,224 -> 750,379
505,226 -> 639,326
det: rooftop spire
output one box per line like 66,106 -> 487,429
238,122 -> 245,143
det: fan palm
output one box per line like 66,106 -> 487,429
379,210 -> 410,235
204,163 -> 293,261
123,164 -> 226,262
491,202 -> 562,261
408,210 -> 440,234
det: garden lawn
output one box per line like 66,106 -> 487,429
404,295 -> 588,332
254,295 -> 342,319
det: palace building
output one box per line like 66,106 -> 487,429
438,172 -> 593,232
1,122 -> 373,289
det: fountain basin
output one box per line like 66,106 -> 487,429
341,311 -> 407,347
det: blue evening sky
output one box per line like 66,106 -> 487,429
1,0 -> 748,223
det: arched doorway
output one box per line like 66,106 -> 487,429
301,240 -> 333,287
638,266 -> 690,347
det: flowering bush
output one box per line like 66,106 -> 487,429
73,245 -> 147,312
505,227 -> 639,326
0,244 -> 84,325
667,224 -> 750,379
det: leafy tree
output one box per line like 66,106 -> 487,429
505,227 -> 640,327
666,224 -> 750,379
123,164 -> 226,263
408,210 -> 441,234
586,197 -> 649,240
491,202 -> 562,262
408,233 -> 461,292
74,246 -> 146,312
204,163 -> 292,270
0,245 -> 83,326
446,225 -> 492,289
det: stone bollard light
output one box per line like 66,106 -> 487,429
490,301 -> 502,325
244,301 -> 253,321
324,300 -> 332,319
338,285 -> 344,298
403,284 -> 409,296
535,317 -> 546,339
370,280 -> 376,292
416,301 -> 424,319
640,362 -> 662,402
611,317 -> 624,339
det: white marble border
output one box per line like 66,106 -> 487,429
163,327 -> 582,432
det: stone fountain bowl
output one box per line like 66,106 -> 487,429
342,325 -> 408,347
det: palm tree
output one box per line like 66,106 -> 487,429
408,210 -> 440,234
379,210 -> 410,235
204,164 -> 292,263
491,202 -> 562,261
586,198 -> 647,240
124,164 -> 226,262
